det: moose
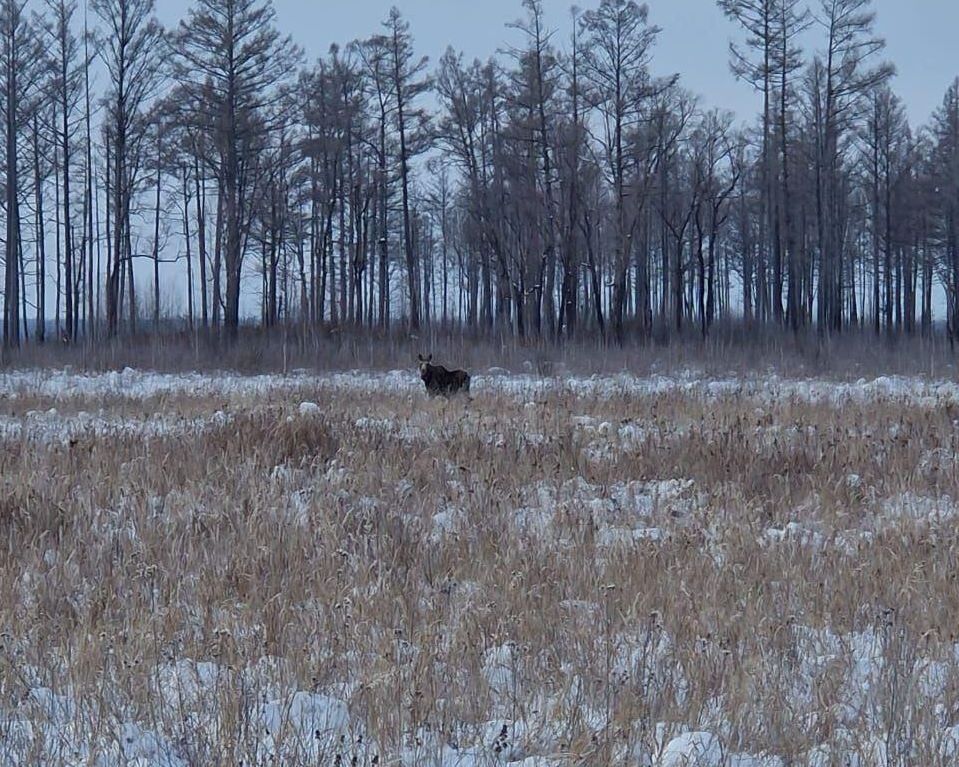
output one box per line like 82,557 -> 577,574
417,354 -> 471,397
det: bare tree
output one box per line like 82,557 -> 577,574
44,0 -> 86,341
931,80 -> 959,344
1,0 -> 45,348
506,0 -> 562,337
813,0 -> 893,333
171,0 -> 299,339
91,0 -> 164,337
580,0 -> 674,342
383,7 -> 430,331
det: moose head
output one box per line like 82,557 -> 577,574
417,353 -> 434,378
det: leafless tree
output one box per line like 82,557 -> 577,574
171,0 -> 299,338
91,0 -> 164,337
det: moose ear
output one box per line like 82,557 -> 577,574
428,354 -> 433,362
417,354 -> 425,362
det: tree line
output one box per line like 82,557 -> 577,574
1,0 -> 958,348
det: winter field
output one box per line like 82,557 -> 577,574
2,367 -> 959,765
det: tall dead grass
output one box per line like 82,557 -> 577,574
0,375 -> 958,763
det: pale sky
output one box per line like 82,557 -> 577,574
153,0 -> 959,125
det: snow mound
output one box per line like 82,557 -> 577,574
298,401 -> 322,416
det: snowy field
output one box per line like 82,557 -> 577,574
1,367 -> 959,765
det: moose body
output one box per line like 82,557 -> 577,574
418,354 -> 471,397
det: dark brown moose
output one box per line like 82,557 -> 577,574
417,354 -> 471,397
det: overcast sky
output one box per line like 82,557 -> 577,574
153,0 -> 959,126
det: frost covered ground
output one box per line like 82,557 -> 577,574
1,367 -> 959,765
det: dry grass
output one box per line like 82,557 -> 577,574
1,369 -> 959,764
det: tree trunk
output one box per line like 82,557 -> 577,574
61,37 -> 74,341
194,154 -> 208,328
152,142 -> 162,331
33,113 -> 46,344
392,38 -> 420,330
183,166 -> 194,330
4,33 -> 20,349
212,180 -> 223,328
